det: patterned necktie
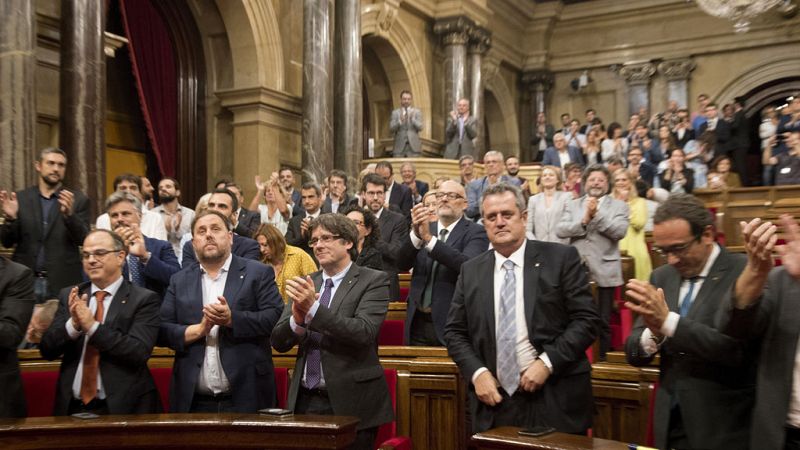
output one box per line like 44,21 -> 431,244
80,291 -> 107,404
679,277 -> 701,317
128,255 -> 145,287
497,260 -> 520,396
304,278 -> 334,389
421,228 -> 449,310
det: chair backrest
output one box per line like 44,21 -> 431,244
274,367 -> 289,409
150,367 -> 172,412
375,368 -> 399,446
21,370 -> 59,417
378,320 -> 405,346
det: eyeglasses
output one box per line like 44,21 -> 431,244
81,249 -> 119,260
308,235 -> 342,247
364,191 -> 385,198
652,237 -> 698,257
434,192 -> 464,201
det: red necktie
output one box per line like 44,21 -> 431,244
80,291 -> 107,404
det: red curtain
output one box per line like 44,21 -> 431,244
119,0 -> 177,177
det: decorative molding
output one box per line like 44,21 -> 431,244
468,26 -> 492,54
103,32 -> 128,58
377,0 -> 400,33
657,58 -> 696,80
482,54 -> 501,83
433,16 -> 474,46
521,69 -> 554,91
616,61 -> 656,85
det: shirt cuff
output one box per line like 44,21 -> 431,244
538,353 -> 553,374
409,230 -> 424,249
471,367 -> 489,385
86,322 -> 100,338
660,311 -> 680,338
424,236 -> 439,252
639,328 -> 659,356
65,320 -> 81,339
305,301 -> 321,325
289,316 -> 306,336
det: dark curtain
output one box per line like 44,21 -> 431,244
119,0 -> 177,177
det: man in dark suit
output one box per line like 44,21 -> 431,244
272,213 -> 393,450
375,161 -> 413,217
399,162 -> 429,205
40,229 -> 162,415
286,182 -> 326,262
362,173 -> 409,301
444,182 -> 599,434
161,210 -> 283,413
0,256 -> 34,418
0,147 -> 90,303
698,102 -> 732,156
181,188 -> 260,266
279,167 -> 305,217
106,192 -> 180,299
715,214 -> 800,450
322,170 -> 354,214
541,133 -> 585,169
624,194 -> 755,450
225,182 -> 260,239
397,180 -> 487,345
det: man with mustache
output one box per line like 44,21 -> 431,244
153,177 -> 195,259
0,147 -> 90,303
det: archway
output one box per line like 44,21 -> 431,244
484,77 -> 520,159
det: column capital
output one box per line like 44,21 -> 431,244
434,16 -> 474,46
521,69 -> 554,91
657,58 -> 696,81
468,26 -> 491,54
616,61 -> 656,85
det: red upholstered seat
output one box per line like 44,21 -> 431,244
398,287 -> 409,302
375,368 -> 411,449
379,320 -> 405,346
274,367 -> 288,409
150,367 -> 172,412
21,370 -> 58,417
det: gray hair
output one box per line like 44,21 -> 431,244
479,182 -> 527,217
105,191 -> 142,212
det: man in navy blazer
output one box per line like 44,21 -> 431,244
105,192 -> 180,299
181,188 -> 260,267
541,132 -> 585,169
397,180 -> 488,345
160,210 -> 283,413
376,161 -> 413,217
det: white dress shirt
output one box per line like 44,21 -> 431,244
96,209 -> 168,241
196,254 -> 233,395
66,276 -> 124,400
409,217 -> 461,251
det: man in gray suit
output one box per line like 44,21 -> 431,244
623,194 -> 756,450
390,90 -> 423,157
271,213 -> 393,450
557,164 -> 629,360
444,98 -> 478,159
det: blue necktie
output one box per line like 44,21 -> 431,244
497,260 -> 520,396
304,278 -> 334,389
679,277 -> 700,317
128,255 -> 145,287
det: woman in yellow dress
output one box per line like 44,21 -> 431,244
612,168 -> 652,281
253,223 -> 317,302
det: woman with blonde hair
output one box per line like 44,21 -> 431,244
249,173 -> 291,234
612,168 -> 651,281
253,223 -> 317,301
526,165 -> 571,244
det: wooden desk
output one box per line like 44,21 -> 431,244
472,427 -> 630,450
0,413 -> 358,449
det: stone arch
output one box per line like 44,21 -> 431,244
484,74 -> 520,157
713,52 -> 800,108
362,6 -> 432,139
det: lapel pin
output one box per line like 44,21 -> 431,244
240,275 -> 244,279
122,300 -> 127,304
712,276 -> 719,281
535,263 -> 540,267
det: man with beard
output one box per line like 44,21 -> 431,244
279,167 -> 304,217
95,174 -> 167,241
557,164 -> 629,361
362,173 -> 409,301
107,191 -> 180,299
140,176 -> 155,210
181,188 -> 260,266
160,210 -> 283,413
153,177 -> 195,258
1,148 -> 90,303
504,155 -> 530,199
285,182 -> 327,262
390,90 -> 423,157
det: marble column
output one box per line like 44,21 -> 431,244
617,62 -> 656,117
60,0 -> 106,215
657,58 -> 696,109
468,28 -> 491,158
434,17 -> 473,117
521,70 -> 554,162
334,0 -> 362,178
0,0 -> 35,189
302,0 -> 333,185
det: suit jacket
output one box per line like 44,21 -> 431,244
123,236 -> 180,299
672,128 -> 695,149
717,266 -> 799,450
541,146 -> 585,168
526,191 -> 571,244
0,257 -> 34,418
396,218 -> 488,344
387,182 -> 413,218
159,255 -> 284,412
285,211 -> 317,262
181,233 -> 260,268
390,107 -> 423,156
289,189 -> 304,218
0,186 -> 90,296
409,180 -> 429,205
443,241 -> 600,433
235,208 -> 261,239
322,194 -> 356,215
375,208 -> 409,301
271,264 -> 393,430
699,119 -> 732,155
556,196 -> 629,287
658,167 -> 695,194
39,280 -> 162,415
625,248 -> 752,450
355,245 -> 383,272
465,176 -> 521,221
444,116 -> 478,159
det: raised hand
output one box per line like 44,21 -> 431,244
0,190 -> 19,220
58,190 -> 75,216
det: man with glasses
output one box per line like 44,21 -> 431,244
361,173 -> 409,301
459,155 -> 477,186
465,150 -> 521,221
397,180 -> 488,345
623,194 -> 754,450
272,213 -> 393,450
40,229 -> 162,415
286,182 -> 327,262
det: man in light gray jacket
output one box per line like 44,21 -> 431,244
390,90 -> 423,157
